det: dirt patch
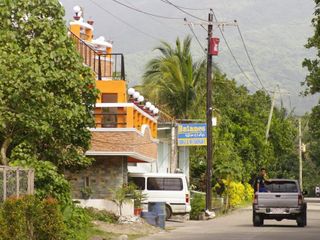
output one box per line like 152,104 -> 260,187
92,220 -> 162,236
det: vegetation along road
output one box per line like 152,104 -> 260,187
140,201 -> 320,240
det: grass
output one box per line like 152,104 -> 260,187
83,225 -> 147,240
84,227 -> 117,239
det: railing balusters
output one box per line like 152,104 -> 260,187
69,31 -> 125,80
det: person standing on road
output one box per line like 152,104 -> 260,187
255,168 -> 269,192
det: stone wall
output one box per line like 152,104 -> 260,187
65,156 -> 127,199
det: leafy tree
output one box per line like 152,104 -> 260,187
302,0 -> 320,193
302,0 -> 320,94
140,36 -> 207,119
141,36 -> 300,194
0,0 -> 98,168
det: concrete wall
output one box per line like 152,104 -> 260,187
76,199 -> 134,216
65,156 -> 127,199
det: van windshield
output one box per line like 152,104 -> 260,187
147,177 -> 183,191
265,181 -> 298,193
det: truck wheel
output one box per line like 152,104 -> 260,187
297,207 -> 307,227
297,216 -> 304,227
253,213 -> 263,227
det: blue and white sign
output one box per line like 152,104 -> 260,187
177,123 -> 207,146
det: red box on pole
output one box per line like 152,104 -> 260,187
209,37 -> 220,56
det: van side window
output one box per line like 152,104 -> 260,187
147,177 -> 183,191
128,177 -> 145,190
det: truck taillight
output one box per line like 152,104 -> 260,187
298,194 -> 303,205
186,194 -> 189,204
253,194 -> 258,205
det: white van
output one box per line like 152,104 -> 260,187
128,172 -> 191,219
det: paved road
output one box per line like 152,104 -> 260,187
140,202 -> 320,240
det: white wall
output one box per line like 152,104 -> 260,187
76,199 -> 134,216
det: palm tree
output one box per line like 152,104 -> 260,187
141,36 -> 206,119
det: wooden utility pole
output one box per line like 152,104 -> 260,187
265,89 -> 276,142
298,118 -> 303,190
206,12 -> 213,211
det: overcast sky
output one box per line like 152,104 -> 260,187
60,0 -> 318,114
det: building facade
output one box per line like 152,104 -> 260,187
64,8 -> 159,212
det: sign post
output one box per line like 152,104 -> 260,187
177,123 -> 207,147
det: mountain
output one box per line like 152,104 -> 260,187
60,0 -> 319,115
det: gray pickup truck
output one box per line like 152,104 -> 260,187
252,179 -> 307,227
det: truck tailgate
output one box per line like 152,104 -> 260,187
258,193 -> 299,208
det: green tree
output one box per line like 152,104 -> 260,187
0,0 -> 98,168
302,0 -> 320,94
302,0 -> 320,193
141,36 -> 207,119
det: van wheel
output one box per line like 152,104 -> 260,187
165,205 -> 172,220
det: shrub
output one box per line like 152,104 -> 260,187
62,204 -> 92,240
190,192 -> 205,220
11,159 -> 72,205
243,183 -> 254,202
0,195 -> 66,240
84,207 -> 118,223
228,181 -> 245,208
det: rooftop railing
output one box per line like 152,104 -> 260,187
69,31 -> 125,80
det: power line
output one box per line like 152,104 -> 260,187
111,0 -> 184,20
236,24 -> 268,92
114,0 -> 185,33
185,20 -> 206,53
88,0 -> 160,41
160,0 -> 209,11
160,0 -> 207,22
208,12 -> 262,91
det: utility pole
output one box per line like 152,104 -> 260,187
206,12 -> 213,211
298,118 -> 303,190
265,89 -> 276,142
170,121 -> 177,173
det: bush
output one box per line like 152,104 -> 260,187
228,181 -> 245,208
243,183 -> 254,202
190,192 -> 205,220
11,159 -> 72,205
0,195 -> 66,240
62,204 -> 92,240
215,180 -> 251,209
84,207 -> 118,223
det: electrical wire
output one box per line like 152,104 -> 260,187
160,0 -> 207,22
159,0 -> 209,11
88,0 -> 160,41
185,20 -> 206,53
114,0 -> 185,33
111,0 -> 184,20
236,24 -> 268,92
208,12 -> 262,91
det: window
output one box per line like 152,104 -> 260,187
147,177 -> 183,191
128,177 -> 145,190
266,181 -> 298,193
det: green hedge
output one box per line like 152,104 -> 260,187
0,195 -> 66,240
